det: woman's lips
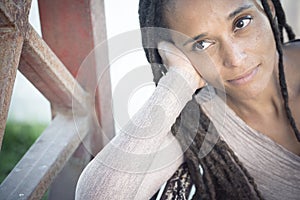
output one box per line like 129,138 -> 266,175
228,66 -> 259,85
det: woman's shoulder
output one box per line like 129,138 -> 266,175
284,39 -> 300,57
283,39 -> 300,98
284,39 -> 300,59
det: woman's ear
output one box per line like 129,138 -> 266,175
267,0 -> 276,19
256,0 -> 276,19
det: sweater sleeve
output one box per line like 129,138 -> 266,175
75,66 -> 199,200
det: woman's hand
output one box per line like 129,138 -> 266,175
158,41 -> 206,88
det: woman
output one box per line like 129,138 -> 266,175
76,0 -> 300,199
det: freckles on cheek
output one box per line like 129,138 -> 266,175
257,30 -> 277,66
255,20 -> 276,53
253,30 -> 267,53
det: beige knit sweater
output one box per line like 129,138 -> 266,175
75,67 -> 300,200
76,67 -> 198,199
197,86 -> 300,200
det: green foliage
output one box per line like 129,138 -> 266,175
0,121 -> 47,183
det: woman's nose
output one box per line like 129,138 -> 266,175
222,41 -> 247,68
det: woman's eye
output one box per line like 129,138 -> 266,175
193,40 -> 213,51
234,16 -> 252,31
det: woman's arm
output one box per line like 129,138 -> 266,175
75,43 -> 203,200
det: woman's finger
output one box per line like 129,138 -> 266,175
158,41 -> 191,67
157,41 -> 207,88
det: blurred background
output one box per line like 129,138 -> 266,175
1,0 -> 299,186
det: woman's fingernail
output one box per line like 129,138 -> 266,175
158,41 -> 171,51
158,42 -> 167,58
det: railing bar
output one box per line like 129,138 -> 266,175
19,58 -> 68,106
19,26 -> 88,110
7,117 -> 74,197
0,113 -> 91,199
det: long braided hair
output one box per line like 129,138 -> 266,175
138,0 -> 299,199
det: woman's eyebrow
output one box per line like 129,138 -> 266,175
228,4 -> 253,20
183,33 -> 207,46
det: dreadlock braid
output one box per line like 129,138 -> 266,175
139,0 -> 168,85
261,0 -> 300,142
138,0 -> 298,199
270,0 -> 296,42
170,101 -> 209,199
171,98 -> 262,199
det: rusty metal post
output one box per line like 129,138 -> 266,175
38,0 -> 114,199
0,32 -> 23,149
0,0 -> 32,149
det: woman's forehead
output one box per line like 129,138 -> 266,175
165,0 -> 261,35
166,0 -> 259,22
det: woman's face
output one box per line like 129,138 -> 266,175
165,0 -> 278,100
